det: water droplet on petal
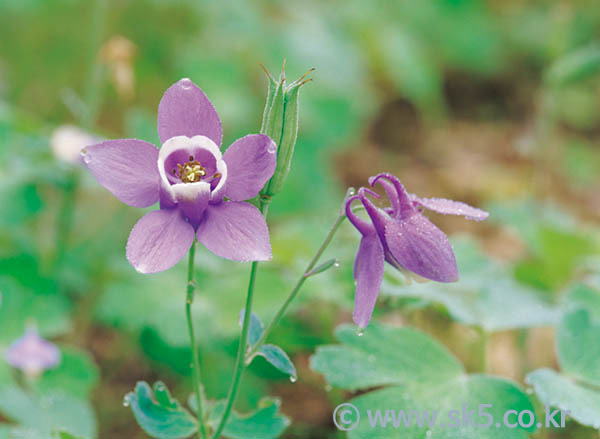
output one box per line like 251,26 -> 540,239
267,141 -> 277,154
179,78 -> 193,90
289,375 -> 297,383
81,150 -> 91,164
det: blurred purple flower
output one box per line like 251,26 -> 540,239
82,78 -> 277,273
345,172 -> 489,328
4,327 -> 60,377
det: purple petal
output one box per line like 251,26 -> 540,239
353,233 -> 385,328
369,173 -> 416,219
126,209 -> 195,273
345,194 -> 376,237
384,213 -> 458,282
356,188 -> 390,245
410,195 -> 489,221
196,201 -> 271,261
82,139 -> 160,208
172,182 -> 211,228
157,79 -> 222,146
5,327 -> 60,374
223,134 -> 277,201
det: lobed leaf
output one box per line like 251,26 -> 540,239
124,381 -> 197,439
311,323 -> 535,439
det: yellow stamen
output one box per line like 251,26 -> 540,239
177,159 -> 206,183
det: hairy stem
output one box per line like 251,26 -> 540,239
185,243 -> 207,439
213,200 -> 270,438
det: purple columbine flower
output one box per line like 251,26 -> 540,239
345,172 -> 489,328
4,327 -> 61,377
82,78 -> 277,273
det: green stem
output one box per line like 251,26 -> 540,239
213,200 -> 270,439
247,212 -> 346,360
185,242 -> 207,439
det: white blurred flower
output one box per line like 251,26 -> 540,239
50,125 -> 99,164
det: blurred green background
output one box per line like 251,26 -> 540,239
1,0 -> 600,437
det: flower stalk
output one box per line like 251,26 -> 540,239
247,208 -> 348,360
215,66 -> 314,435
185,242 -> 208,439
213,200 -> 269,439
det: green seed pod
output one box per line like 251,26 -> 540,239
259,64 -> 313,198
262,73 -> 286,147
259,65 -> 278,134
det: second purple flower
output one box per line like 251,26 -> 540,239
346,172 -> 489,328
83,78 -> 277,273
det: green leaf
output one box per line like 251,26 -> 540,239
514,226 -> 597,291
557,309 -> 600,387
0,425 -> 38,439
239,311 -> 264,347
381,239 -> 560,331
208,398 -> 289,439
256,344 -> 297,380
527,306 -> 600,430
311,323 -> 535,438
564,283 -> 600,320
312,324 -> 461,391
124,381 -> 197,439
304,258 -> 339,278
0,387 -> 96,439
546,45 -> 600,87
527,368 -> 600,429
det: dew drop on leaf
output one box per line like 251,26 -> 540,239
289,376 -> 297,383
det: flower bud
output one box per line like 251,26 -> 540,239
260,63 -> 313,197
